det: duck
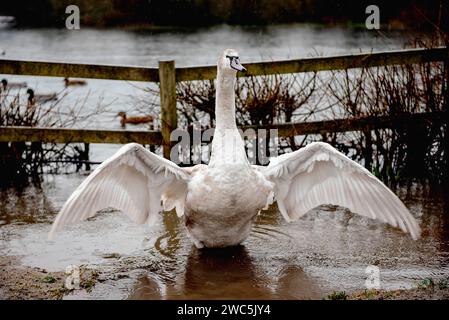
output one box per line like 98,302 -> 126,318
64,77 -> 87,87
1,78 -> 27,90
48,49 -> 420,247
117,111 -> 154,128
26,88 -> 58,105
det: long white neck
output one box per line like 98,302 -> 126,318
215,70 -> 237,130
209,68 -> 248,167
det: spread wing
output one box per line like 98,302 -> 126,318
261,142 -> 420,239
48,143 -> 189,240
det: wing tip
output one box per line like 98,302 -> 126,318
47,227 -> 57,241
47,210 -> 64,241
410,224 -> 421,241
277,201 -> 294,222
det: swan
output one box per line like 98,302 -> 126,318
48,49 -> 420,247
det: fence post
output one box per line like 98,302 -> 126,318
159,60 -> 177,159
444,55 -> 449,185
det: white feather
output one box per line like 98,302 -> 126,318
262,142 -> 420,240
48,143 -> 189,240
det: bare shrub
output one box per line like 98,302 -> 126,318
0,88 -> 109,185
323,60 -> 447,183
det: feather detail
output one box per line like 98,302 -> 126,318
262,142 -> 420,240
48,143 -> 189,240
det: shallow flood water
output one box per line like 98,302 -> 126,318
0,174 -> 448,299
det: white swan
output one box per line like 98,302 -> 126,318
49,49 -> 420,247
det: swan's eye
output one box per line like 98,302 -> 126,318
226,55 -> 238,63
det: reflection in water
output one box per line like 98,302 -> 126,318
0,174 -> 84,226
129,246 -> 323,300
153,210 -> 182,259
0,184 -> 55,226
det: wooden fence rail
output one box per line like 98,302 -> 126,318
0,60 -> 159,82
1,112 -> 445,144
1,47 -> 448,156
176,47 -> 449,81
1,47 -> 447,81
245,111 -> 447,137
0,126 -> 162,144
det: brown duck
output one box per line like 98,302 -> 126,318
64,77 -> 87,87
117,111 -> 154,128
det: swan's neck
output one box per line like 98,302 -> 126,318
209,69 -> 248,167
215,71 -> 237,130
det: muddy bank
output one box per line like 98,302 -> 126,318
0,256 -> 99,300
337,283 -> 449,300
0,255 -> 67,299
351,287 -> 449,300
2,251 -> 449,300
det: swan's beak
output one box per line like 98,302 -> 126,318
230,57 -> 247,73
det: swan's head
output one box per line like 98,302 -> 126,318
218,49 -> 247,74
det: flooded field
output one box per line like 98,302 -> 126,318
1,173 -> 448,299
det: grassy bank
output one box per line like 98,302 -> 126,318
327,278 -> 449,300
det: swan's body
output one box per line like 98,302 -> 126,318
49,49 -> 420,247
184,162 -> 272,247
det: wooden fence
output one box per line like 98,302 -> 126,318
1,47 -> 448,158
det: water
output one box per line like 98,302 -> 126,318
0,25 -> 414,66
1,25 -> 447,299
1,174 -> 448,299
